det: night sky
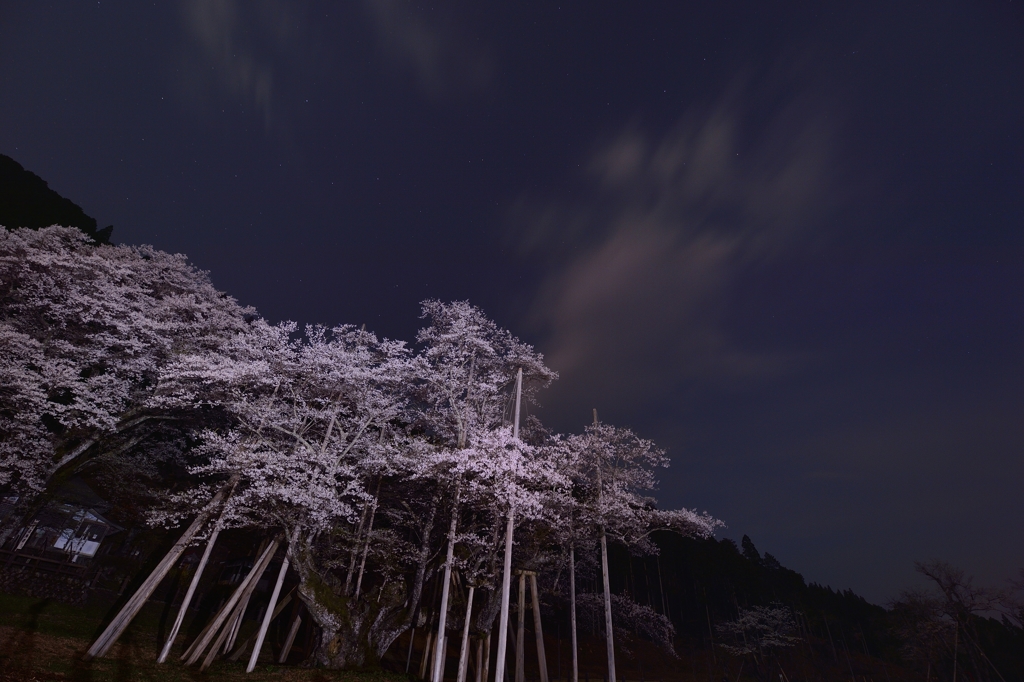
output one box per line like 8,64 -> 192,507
2,1 -> 1022,605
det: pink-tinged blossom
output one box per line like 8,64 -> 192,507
0,226 -> 252,495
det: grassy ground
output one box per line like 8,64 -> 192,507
0,593 -> 916,682
0,593 -> 407,682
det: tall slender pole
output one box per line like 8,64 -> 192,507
529,573 -> 549,682
494,368 -> 523,682
87,483 -> 232,660
599,526 -> 616,682
593,409 -> 616,682
515,572 -> 526,682
279,613 -> 302,664
158,496 -> 230,663
182,539 -> 278,665
483,632 -> 492,682
513,368 -> 522,440
569,547 -> 579,682
247,531 -> 295,672
495,510 -> 515,682
457,586 -> 476,682
407,627 -> 417,673
434,483 -> 462,682
354,488 -> 379,601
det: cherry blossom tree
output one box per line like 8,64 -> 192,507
560,417 -> 722,682
0,226 -> 252,543
412,301 -> 556,682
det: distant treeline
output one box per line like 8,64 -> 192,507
583,532 -> 1024,681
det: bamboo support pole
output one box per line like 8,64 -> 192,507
199,542 -> 278,671
86,484 -> 231,660
593,408 -> 616,682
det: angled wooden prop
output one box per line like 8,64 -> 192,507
86,483 -> 232,660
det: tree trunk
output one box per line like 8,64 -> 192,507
86,483 -> 232,660
408,491 -> 441,622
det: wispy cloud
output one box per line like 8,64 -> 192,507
518,84 -> 837,413
176,0 -> 300,128
361,0 -> 491,97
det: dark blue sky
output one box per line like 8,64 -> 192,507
2,1 -> 1022,604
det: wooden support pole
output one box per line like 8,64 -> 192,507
420,630 -> 435,679
439,635 -> 449,682
354,484 -> 380,601
593,408 -> 616,682
279,613 -> 302,664
182,539 -> 278,665
158,520 -> 223,663
569,547 -> 579,682
227,591 -> 293,661
482,631 -> 491,682
407,627 -> 417,673
199,541 -> 278,671
529,573 -> 549,682
434,484 -> 462,682
86,484 -> 231,660
456,586 -> 475,682
599,526 -> 616,682
495,368 -> 522,682
475,637 -> 484,682
247,534 -> 293,672
516,572 -> 526,682
224,589 -> 251,652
